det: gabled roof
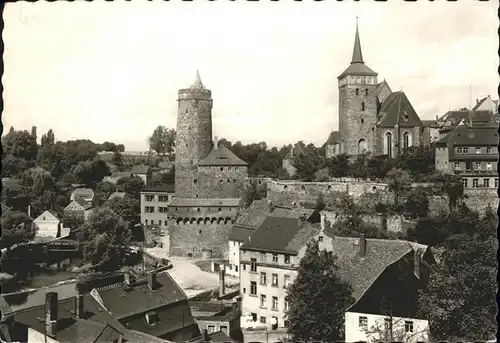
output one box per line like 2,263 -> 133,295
322,236 -> 428,302
377,91 -> 423,128
198,146 -> 247,167
34,209 -> 61,222
270,206 -> 319,223
473,95 -> 498,112
1,203 -> 11,215
434,125 -> 499,146
240,217 -> 320,254
234,199 -> 270,229
71,188 -> 95,199
92,272 -> 196,338
324,131 -> 342,146
131,164 -> 151,174
71,197 -> 93,210
108,192 -> 126,200
438,110 -> 497,128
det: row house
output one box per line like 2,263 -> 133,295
140,185 -> 175,227
435,125 -> 498,189
239,216 -> 320,330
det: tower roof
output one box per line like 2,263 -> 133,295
190,70 -> 206,90
351,18 -> 363,64
338,19 -> 377,79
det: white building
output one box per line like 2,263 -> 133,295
33,210 -> 62,238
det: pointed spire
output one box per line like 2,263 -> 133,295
351,17 -> 364,64
191,70 -> 205,89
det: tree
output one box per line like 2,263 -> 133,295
149,167 -> 175,187
315,193 -> 326,212
148,126 -> 176,156
72,159 -> 111,186
116,176 -> 145,199
241,182 -> 267,208
443,175 -> 464,212
77,208 -> 132,271
99,141 -> 118,152
1,155 -> 35,178
395,146 -> 435,178
94,181 -> 118,206
351,153 -> 370,179
62,213 -> 85,230
292,152 -> 321,182
103,196 -> 140,229
366,155 -> 393,180
407,213 -> 449,246
285,240 -> 355,342
313,167 -> 329,182
417,231 -> 497,341
2,128 -> 38,160
112,151 -> 122,166
326,154 -> 351,178
404,188 -> 429,219
40,129 -> 55,146
0,211 -> 37,249
386,168 -> 410,208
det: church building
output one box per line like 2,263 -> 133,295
325,21 -> 424,159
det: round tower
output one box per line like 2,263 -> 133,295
337,19 -> 379,156
175,71 -> 213,198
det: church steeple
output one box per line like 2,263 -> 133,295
351,17 -> 364,64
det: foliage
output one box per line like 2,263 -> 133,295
1,155 -> 36,178
71,159 -> 111,186
285,240 -> 355,342
112,151 -> 122,166
366,155 -> 394,180
116,176 -> 145,199
98,141 -> 122,152
313,167 -> 329,182
62,214 -> 85,230
386,168 -> 410,207
94,181 -> 118,207
406,213 -> 449,246
326,154 -> 350,178
291,143 -> 323,181
103,196 -> 140,229
1,182 -> 31,213
77,208 -> 132,271
2,128 -> 38,160
417,226 -> 497,340
0,211 -> 37,249
314,193 -> 326,212
404,188 -> 429,219
395,146 -> 435,178
443,174 -> 464,211
149,167 -> 175,187
241,182 -> 267,208
148,125 -> 176,156
350,153 -> 370,179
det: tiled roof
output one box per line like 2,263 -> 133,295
131,164 -> 151,174
189,301 -> 227,317
234,199 -> 270,228
434,125 -> 499,146
240,217 -> 320,254
438,110 -> 496,128
229,226 -> 256,243
108,192 -> 126,200
71,188 -> 95,200
270,207 -> 319,223
324,131 -> 342,146
6,282 -> 80,313
141,184 -> 175,193
376,80 -> 391,95
169,198 -> 241,207
338,63 -> 378,79
377,91 -> 423,128
34,209 -> 61,222
324,237 -> 427,302
73,197 -> 93,210
198,146 -> 248,166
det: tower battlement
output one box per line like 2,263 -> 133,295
177,88 -> 212,100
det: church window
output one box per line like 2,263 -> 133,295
355,88 -> 359,95
365,89 -> 369,96
385,132 -> 393,158
403,131 -> 411,149
361,102 -> 365,111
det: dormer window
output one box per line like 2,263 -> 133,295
402,111 -> 409,121
146,311 -> 159,326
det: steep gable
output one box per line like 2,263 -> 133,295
376,80 -> 392,105
34,210 -> 60,223
377,91 -> 422,128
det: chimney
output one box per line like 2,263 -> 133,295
359,234 -> 366,258
214,136 -> 218,149
202,329 -> 210,342
75,294 -> 84,319
267,200 -> 273,214
219,267 -> 226,296
148,271 -> 157,291
414,250 -> 421,279
45,292 -> 58,338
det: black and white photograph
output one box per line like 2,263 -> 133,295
1,1 -> 498,343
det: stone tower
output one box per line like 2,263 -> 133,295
175,71 -> 213,198
338,19 -> 379,156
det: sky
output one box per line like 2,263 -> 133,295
3,1 -> 498,151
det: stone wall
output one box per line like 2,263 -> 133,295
168,220 -> 233,258
429,191 -> 499,216
198,166 -> 248,198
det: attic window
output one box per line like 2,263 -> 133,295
146,311 -> 159,326
403,111 -> 409,121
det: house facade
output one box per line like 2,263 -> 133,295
63,198 -> 93,221
140,185 -> 175,227
189,301 -> 240,339
33,210 -> 62,238
434,126 -> 498,189
239,217 -> 319,331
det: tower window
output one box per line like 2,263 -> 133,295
361,118 -> 364,124
361,102 -> 365,111
355,88 -> 359,95
365,89 -> 368,96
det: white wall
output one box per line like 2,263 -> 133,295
28,328 -> 59,343
226,240 -> 241,277
34,220 -> 60,238
345,311 -> 429,343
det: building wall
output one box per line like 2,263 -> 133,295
140,191 -> 175,227
373,126 -> 421,158
281,159 -> 296,178
28,328 -> 59,343
34,220 -> 60,238
339,75 -> 379,156
197,166 -> 248,199
325,142 -> 342,158
175,87 -> 213,198
168,217 -> 236,258
196,318 -> 237,336
132,173 -> 149,185
239,248 -> 306,330
226,240 -> 243,277
242,328 -> 288,343
345,311 -> 429,343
